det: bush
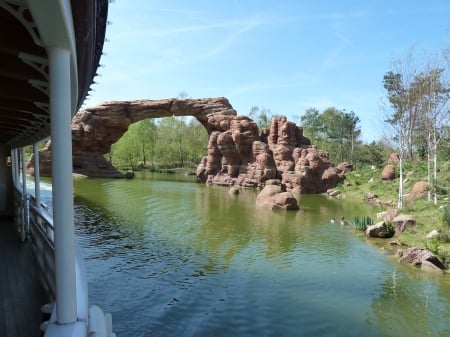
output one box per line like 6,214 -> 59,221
425,238 -> 440,254
354,216 -> 374,231
386,221 -> 395,237
442,206 -> 450,227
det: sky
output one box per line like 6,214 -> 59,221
84,0 -> 450,143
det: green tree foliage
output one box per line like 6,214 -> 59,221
383,69 -> 412,209
342,110 -> 361,164
300,107 -> 361,164
108,116 -> 208,170
157,116 -> 186,166
110,123 -> 141,169
383,70 -> 415,161
411,67 -> 449,203
353,141 -> 389,167
185,118 -> 209,165
135,118 -> 157,167
383,47 -> 449,206
300,108 -> 322,143
249,106 -> 275,131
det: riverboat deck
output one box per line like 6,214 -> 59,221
0,217 -> 47,337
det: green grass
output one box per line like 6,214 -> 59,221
336,160 -> 450,266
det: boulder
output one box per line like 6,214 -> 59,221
376,211 -> 387,220
256,184 -> 299,210
327,189 -> 341,197
366,221 -> 394,238
388,153 -> 400,163
398,247 -> 446,270
391,214 -> 416,236
376,209 -> 398,222
381,164 -> 396,181
406,181 -> 428,202
426,229 -> 439,240
365,192 -> 378,201
336,162 -> 353,173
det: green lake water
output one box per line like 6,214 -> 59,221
72,172 -> 450,337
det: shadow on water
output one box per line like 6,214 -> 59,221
72,173 -> 450,337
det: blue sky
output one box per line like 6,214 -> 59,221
84,0 -> 449,142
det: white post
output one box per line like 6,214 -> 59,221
48,47 -> 77,324
33,143 -> 41,210
20,147 -> 26,195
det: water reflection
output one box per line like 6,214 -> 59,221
193,185 -> 372,265
369,263 -> 450,337
72,173 -> 450,337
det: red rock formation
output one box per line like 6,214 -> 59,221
255,182 -> 299,210
398,247 -> 446,270
381,164 -> 396,181
27,97 -> 345,193
336,162 -> 354,173
391,214 -> 416,236
405,181 -> 428,202
388,152 -> 400,163
202,114 -> 344,193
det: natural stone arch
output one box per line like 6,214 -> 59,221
28,97 -> 237,178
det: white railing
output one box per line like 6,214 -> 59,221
13,186 -> 29,242
13,183 -> 115,336
29,194 -> 56,301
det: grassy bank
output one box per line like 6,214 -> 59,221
335,160 -> 450,266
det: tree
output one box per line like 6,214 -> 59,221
185,118 -> 208,165
135,118 -> 158,168
110,123 -> 141,169
178,91 -> 189,100
383,70 -> 410,209
173,116 -> 187,166
300,107 -> 361,164
354,141 -> 387,167
321,107 -> 346,161
249,106 -> 274,131
383,47 -> 449,207
383,50 -> 422,162
341,110 -> 361,164
300,107 -> 322,143
155,116 -> 191,167
412,66 -> 449,203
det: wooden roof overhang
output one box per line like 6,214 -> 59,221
0,0 -> 108,148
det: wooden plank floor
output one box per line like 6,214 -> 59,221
0,217 -> 47,337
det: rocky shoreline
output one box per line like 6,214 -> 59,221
325,187 -> 448,273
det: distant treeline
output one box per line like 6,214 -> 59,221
107,116 -> 208,171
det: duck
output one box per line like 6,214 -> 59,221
340,216 -> 350,226
330,217 -> 336,224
